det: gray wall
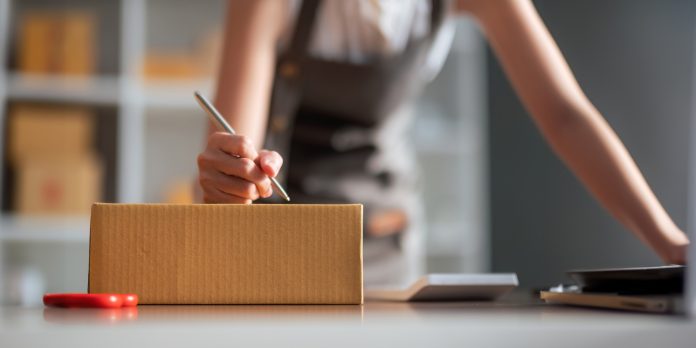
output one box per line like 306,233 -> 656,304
489,0 -> 695,288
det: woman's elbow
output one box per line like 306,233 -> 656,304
529,94 -> 598,138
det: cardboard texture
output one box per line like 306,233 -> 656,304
15,155 -> 103,215
89,204 -> 363,305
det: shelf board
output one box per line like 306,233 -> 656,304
6,73 -> 121,105
142,77 -> 214,109
5,73 -> 217,110
0,215 -> 90,242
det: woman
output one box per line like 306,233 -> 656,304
197,0 -> 689,286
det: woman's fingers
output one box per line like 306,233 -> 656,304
209,132 -> 259,160
256,150 -> 283,177
201,185 -> 252,204
197,133 -> 276,202
198,151 -> 273,199
201,170 -> 267,200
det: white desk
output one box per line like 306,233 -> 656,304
1,294 -> 694,347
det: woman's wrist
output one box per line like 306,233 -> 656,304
663,234 -> 689,265
645,220 -> 689,265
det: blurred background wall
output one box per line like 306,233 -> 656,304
489,0 -> 696,288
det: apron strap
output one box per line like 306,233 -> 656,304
275,0 -> 321,83
287,0 -> 321,61
265,0 -> 444,186
264,0 -> 322,189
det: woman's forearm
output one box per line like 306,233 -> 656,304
542,100 -> 688,263
213,0 -> 284,148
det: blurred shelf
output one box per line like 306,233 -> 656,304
413,136 -> 478,155
6,73 -> 121,105
0,215 -> 90,242
425,219 -> 477,253
414,144 -> 476,156
142,77 -> 214,109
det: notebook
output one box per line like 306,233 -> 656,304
541,265 -> 686,313
365,273 -> 518,302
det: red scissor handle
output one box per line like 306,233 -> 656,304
43,293 -> 138,308
120,294 -> 139,307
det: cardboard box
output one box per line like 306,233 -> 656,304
89,204 -> 364,304
15,155 -> 103,215
196,28 -> 223,76
60,12 -> 96,76
8,104 -> 94,161
18,12 -> 55,74
18,11 -> 96,76
142,52 -> 202,80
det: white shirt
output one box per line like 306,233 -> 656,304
280,0 -> 455,82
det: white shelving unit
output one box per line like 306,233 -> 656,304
0,0 -> 221,303
118,0 -> 147,204
0,0 -> 11,211
415,18 -> 489,273
0,0 -> 13,304
1,0 -> 219,206
6,73 -> 121,105
0,0 -> 219,214
143,78 -> 214,109
0,216 -> 89,242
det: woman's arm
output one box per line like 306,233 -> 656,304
197,0 -> 284,203
213,0 -> 283,146
459,0 -> 689,263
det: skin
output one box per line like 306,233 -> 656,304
197,0 -> 283,204
197,0 -> 689,264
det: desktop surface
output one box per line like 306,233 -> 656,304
0,291 -> 694,348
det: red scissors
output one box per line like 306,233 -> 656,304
43,293 -> 138,308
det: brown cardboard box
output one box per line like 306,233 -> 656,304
8,104 -> 94,161
18,12 -> 55,74
196,28 -> 223,76
18,11 -> 96,76
60,12 -> 96,76
15,155 -> 103,215
89,203 -> 363,304
142,52 -> 202,80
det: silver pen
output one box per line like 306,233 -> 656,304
194,91 -> 291,202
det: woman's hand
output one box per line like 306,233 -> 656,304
197,132 -> 283,204
650,223 -> 689,265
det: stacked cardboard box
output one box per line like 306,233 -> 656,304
8,104 -> 103,215
142,28 -> 222,81
18,11 -> 96,76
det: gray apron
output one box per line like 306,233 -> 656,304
264,0 -> 445,286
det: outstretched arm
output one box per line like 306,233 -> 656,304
459,0 -> 689,263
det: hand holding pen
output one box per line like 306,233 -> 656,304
195,91 -> 290,203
